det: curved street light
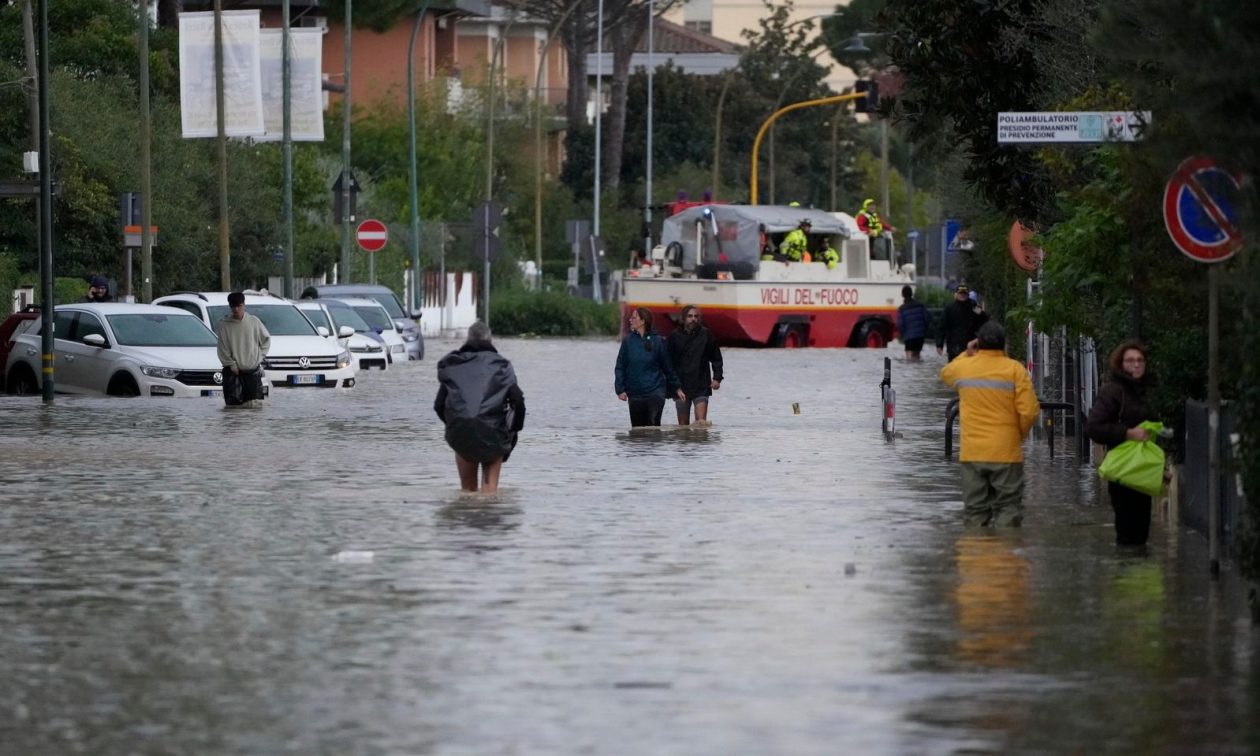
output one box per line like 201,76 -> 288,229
749,91 -> 865,205
712,13 -> 839,202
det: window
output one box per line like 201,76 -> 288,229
684,20 -> 712,34
106,313 -> 218,347
53,311 -> 76,341
76,313 -> 107,344
158,301 -> 203,320
352,305 -> 394,332
207,304 -> 317,336
324,302 -> 372,333
301,307 -> 331,332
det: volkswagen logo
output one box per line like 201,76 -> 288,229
213,371 -> 223,385
298,357 -> 311,369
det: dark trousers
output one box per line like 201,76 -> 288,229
223,366 -> 264,406
628,395 -> 666,427
1108,481 -> 1152,545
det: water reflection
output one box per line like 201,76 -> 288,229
435,495 -> 523,533
952,534 -> 1032,668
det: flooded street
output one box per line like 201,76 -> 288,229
1,337 -> 1256,755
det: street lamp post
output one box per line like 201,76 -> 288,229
407,2 -> 432,315
534,0 -> 584,271
643,0 -> 654,256
749,91 -> 866,205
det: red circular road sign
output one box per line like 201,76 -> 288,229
1162,156 -> 1243,263
356,219 -> 388,253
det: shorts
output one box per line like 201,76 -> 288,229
445,417 -> 514,464
674,396 -> 709,414
903,337 -> 925,353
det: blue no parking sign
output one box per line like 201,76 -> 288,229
1162,156 -> 1243,263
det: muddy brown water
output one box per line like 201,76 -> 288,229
1,338 -> 1255,754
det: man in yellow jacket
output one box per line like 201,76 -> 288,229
940,322 -> 1041,527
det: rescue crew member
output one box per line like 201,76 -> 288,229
781,219 -> 810,262
817,240 -> 839,270
939,322 -> 1040,527
855,199 -> 884,239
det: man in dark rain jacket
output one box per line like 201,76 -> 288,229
434,322 -> 525,493
666,304 -> 724,426
937,284 -> 989,361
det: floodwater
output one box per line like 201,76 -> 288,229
0,338 -> 1256,755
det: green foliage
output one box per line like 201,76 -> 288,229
883,0 -> 1057,220
490,290 -> 619,337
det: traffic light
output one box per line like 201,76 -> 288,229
854,79 -> 879,114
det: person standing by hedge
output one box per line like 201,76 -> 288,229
1086,340 -> 1158,546
897,285 -> 930,361
667,304 -> 723,426
615,307 -> 684,427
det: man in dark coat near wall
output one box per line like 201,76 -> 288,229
937,284 -> 989,361
667,304 -> 724,426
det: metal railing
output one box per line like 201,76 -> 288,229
944,399 -> 1078,460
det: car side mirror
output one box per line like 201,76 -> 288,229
338,325 -> 355,338
409,309 -> 423,320
316,326 -> 330,337
83,334 -> 107,348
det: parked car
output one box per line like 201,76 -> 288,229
153,291 -> 355,389
0,305 -> 41,388
294,300 -> 388,371
328,297 -> 408,363
306,283 -> 423,360
4,303 -> 261,398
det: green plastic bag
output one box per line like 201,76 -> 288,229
1097,421 -> 1166,497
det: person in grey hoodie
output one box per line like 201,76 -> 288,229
217,291 -> 271,406
434,322 -> 525,493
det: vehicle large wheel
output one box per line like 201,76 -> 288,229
107,373 -> 140,397
6,364 -> 38,395
773,323 -> 807,349
860,321 -> 889,349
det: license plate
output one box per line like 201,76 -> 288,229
290,374 -> 323,385
201,389 -> 222,398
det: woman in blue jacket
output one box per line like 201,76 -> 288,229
615,307 -> 684,427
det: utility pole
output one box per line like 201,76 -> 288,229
282,0 -> 294,298
139,0 -> 154,302
214,0 -> 230,289
339,0 -> 353,283
38,0 -> 54,402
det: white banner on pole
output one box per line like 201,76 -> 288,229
178,11 -> 266,138
996,111 -> 1151,145
257,28 -> 326,142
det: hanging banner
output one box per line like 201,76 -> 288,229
178,11 -> 266,138
257,28 -> 326,142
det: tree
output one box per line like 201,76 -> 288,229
819,0 -> 889,76
882,0 -> 1060,221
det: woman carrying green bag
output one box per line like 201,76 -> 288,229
1087,341 -> 1160,546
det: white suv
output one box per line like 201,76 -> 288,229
154,292 -> 355,389
5,303 -> 256,398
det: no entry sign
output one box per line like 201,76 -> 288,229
1162,156 -> 1242,263
356,219 -> 388,253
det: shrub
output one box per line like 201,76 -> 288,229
490,290 -> 619,337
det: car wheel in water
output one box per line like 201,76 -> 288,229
107,374 -> 140,397
6,365 -> 38,395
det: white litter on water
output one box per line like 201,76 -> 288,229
332,550 -> 375,564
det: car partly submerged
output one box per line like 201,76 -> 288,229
4,303 -> 259,398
